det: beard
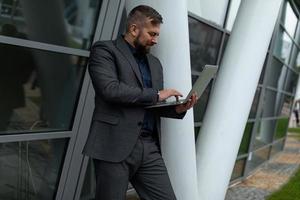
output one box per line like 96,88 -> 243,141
133,35 -> 150,55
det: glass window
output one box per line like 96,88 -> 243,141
238,122 -> 253,155
0,0 -> 102,49
0,44 -> 87,134
281,2 -> 298,37
284,68 -> 298,94
247,146 -> 270,172
230,158 -> 246,181
249,88 -> 261,119
274,117 -> 289,139
0,138 -> 68,200
270,139 -> 284,157
265,58 -> 287,90
193,80 -> 213,122
279,95 -> 293,117
188,17 -> 222,73
188,0 -> 229,26
273,28 -> 293,63
261,89 -> 281,118
253,119 -> 276,149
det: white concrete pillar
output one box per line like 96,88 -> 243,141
125,1 -> 199,199
195,0 -> 282,200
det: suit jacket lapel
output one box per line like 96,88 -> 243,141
115,37 -> 143,87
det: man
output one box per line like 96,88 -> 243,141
83,5 -> 197,200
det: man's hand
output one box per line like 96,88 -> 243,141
158,89 -> 183,102
175,92 -> 198,114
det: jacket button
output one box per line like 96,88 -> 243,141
138,122 -> 143,126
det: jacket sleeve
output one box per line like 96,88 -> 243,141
88,42 -> 158,106
148,105 -> 187,119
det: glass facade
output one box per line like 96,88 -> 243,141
188,0 -> 300,182
0,0 -> 299,199
0,0 -> 101,49
0,138 -> 68,200
0,0 -> 104,199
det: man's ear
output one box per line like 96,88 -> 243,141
129,24 -> 139,37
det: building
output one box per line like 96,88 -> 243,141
0,0 -> 298,200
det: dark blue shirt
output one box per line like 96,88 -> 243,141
126,42 -> 156,133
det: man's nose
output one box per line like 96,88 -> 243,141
151,37 -> 158,44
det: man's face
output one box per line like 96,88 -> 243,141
133,18 -> 160,54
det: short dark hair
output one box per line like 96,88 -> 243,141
126,5 -> 163,32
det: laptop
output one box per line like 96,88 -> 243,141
146,65 -> 218,109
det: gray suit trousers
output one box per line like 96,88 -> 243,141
93,135 -> 177,200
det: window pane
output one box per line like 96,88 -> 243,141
274,117 -> 289,139
238,122 -> 253,155
230,158 -> 246,181
261,89 -> 281,118
247,146 -> 270,172
281,2 -> 298,37
0,0 -> 102,49
265,58 -> 287,90
270,139 -> 284,157
273,28 -> 293,63
0,138 -> 68,200
284,69 -> 298,94
249,88 -> 261,119
279,95 -> 293,117
187,0 -> 229,26
253,119 -> 276,149
188,17 -> 222,73
0,44 -> 87,134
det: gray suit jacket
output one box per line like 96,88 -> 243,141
83,37 -> 185,162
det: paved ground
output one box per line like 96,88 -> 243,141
225,134 -> 300,200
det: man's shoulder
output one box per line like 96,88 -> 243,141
91,40 -> 115,50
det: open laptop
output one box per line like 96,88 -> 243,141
146,65 -> 217,109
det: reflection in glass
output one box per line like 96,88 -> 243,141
193,80 -> 213,122
264,58 -> 287,90
188,17 -> 222,72
270,139 -> 284,157
0,0 -> 102,49
0,138 -> 68,200
0,44 -> 87,133
238,122 -> 253,155
279,95 -> 293,117
247,147 -> 270,172
253,120 -> 276,149
274,117 -> 289,139
261,89 -> 282,118
284,69 -> 298,94
281,2 -> 297,37
249,88 -> 261,119
273,28 -> 293,63
230,158 -> 246,181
